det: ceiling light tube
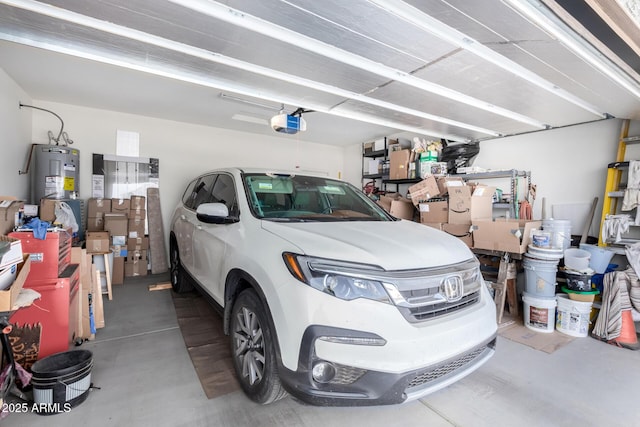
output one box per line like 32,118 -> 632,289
502,0 -> 640,100
367,0 -> 608,118
0,33 -> 468,142
168,0 -> 549,128
220,93 -> 281,111
2,0 -> 499,136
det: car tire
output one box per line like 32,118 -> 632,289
230,289 -> 287,404
170,237 -> 193,293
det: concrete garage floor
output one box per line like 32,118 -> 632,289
4,273 -> 640,427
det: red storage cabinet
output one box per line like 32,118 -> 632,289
10,264 -> 80,360
8,228 -> 72,280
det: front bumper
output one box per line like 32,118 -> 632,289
278,325 -> 497,406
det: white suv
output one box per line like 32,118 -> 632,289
170,168 -> 497,406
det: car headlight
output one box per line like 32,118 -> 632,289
282,253 -> 392,304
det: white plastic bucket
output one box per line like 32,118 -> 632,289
526,245 -> 564,260
564,248 -> 591,271
522,254 -> 558,297
556,293 -> 593,337
523,292 -> 557,333
579,243 -> 615,274
542,219 -> 572,250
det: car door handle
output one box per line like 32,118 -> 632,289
196,224 -> 203,230
180,214 -> 187,221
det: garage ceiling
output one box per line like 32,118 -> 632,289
1,0 -> 639,146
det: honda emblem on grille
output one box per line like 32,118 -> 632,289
442,276 -> 463,302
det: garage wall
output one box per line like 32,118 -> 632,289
23,100 -> 346,255
0,69 -> 32,200
473,119 -> 639,237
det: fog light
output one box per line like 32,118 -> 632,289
312,361 -> 336,383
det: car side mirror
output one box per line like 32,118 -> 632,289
196,203 -> 238,224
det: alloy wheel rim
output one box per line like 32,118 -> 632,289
234,306 -> 265,385
170,247 -> 178,285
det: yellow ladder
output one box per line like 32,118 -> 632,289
598,119 -> 631,246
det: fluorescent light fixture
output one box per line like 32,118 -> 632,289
3,0 -> 499,137
502,0 -> 640,100
367,0 -> 608,118
220,93 -> 281,111
168,0 -> 549,128
231,113 -> 269,126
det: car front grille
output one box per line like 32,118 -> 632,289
401,290 -> 481,322
406,342 -> 490,390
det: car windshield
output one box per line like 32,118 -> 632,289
243,173 -> 392,222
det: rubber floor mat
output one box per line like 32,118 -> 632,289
172,290 -> 240,399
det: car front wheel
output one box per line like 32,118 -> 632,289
169,238 -> 192,293
230,289 -> 287,404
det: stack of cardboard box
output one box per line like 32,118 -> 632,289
376,175 -> 497,248
85,196 -> 149,284
442,182 -> 495,247
125,196 -> 148,278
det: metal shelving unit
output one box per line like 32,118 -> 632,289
362,139 -> 422,194
452,169 -> 531,219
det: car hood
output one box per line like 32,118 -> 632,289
261,219 -> 474,271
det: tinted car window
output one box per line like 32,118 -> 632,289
188,174 -> 217,210
211,174 -> 238,216
181,179 -> 198,207
244,173 -> 390,221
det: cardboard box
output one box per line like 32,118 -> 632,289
377,193 -> 415,220
363,142 -> 374,154
129,209 -> 146,220
472,219 -> 542,253
125,259 -> 148,277
127,249 -> 148,262
0,197 -> 24,235
448,185 -> 496,224
128,217 -> 145,239
86,215 -> 105,232
39,198 -> 57,222
389,149 -> 411,180
86,231 -> 110,254
470,185 -> 496,221
112,256 -> 125,285
111,198 -> 130,214
87,198 -> 112,217
127,236 -> 149,251
0,255 -> 30,311
408,176 -> 440,206
104,213 -> 128,236
448,186 -> 471,224
0,236 -> 23,270
130,195 -> 146,210
389,198 -> 415,220
419,200 -> 448,223
421,222 -> 443,230
443,223 -> 473,247
437,177 -> 465,196
377,193 -> 400,213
